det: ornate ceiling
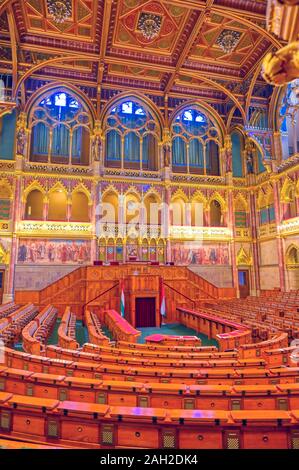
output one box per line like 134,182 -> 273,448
0,0 -> 281,123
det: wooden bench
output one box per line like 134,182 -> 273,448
58,307 -> 79,350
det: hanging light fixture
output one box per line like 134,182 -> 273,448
216,29 -> 242,54
137,12 -> 162,40
47,0 -> 72,24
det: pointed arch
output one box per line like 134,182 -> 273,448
101,92 -> 164,136
280,178 -> 295,203
237,247 -> 252,266
209,191 -> 227,211
234,193 -> 248,211
22,181 -> 46,203
48,181 -> 68,196
286,244 -> 299,266
48,182 -> 68,221
0,178 -> 13,199
24,182 -> 45,220
171,188 -> 189,203
124,186 -> 142,202
0,242 -> 10,265
72,183 -> 92,205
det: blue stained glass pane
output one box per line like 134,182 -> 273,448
55,93 -> 67,107
183,110 -> 193,121
122,102 -> 133,114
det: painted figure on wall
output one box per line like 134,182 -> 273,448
16,128 -> 27,157
245,141 -> 255,174
224,135 -> 233,173
171,243 -> 230,265
17,239 -> 91,264
163,142 -> 171,167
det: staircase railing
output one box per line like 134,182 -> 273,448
82,282 -> 119,317
163,282 -> 196,310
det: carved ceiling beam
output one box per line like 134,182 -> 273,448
6,5 -> 18,97
14,55 -> 97,99
211,6 -> 282,49
97,0 -> 114,116
245,45 -> 275,120
182,70 -> 246,122
164,3 -> 212,94
0,0 -> 17,17
160,0 -> 266,19
104,56 -> 175,74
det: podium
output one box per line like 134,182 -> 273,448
126,274 -> 161,328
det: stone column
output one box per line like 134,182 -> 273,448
249,190 -> 260,294
163,185 -> 171,263
227,189 -> 239,294
91,181 -> 99,263
273,180 -> 286,291
4,175 -> 22,302
66,196 -> 72,221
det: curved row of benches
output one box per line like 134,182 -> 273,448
45,344 -> 268,369
0,303 -> 20,320
58,307 -> 78,350
22,305 -> 58,355
0,365 -> 299,411
0,391 -> 298,448
101,310 -> 141,343
239,332 -> 289,359
2,346 -> 299,385
177,307 -> 252,351
0,304 -> 38,346
84,310 -> 110,346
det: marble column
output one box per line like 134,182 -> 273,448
4,175 -> 22,302
273,180 -> 286,291
249,190 -> 260,294
227,189 -> 239,295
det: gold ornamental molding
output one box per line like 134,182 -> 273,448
234,227 -> 252,241
170,226 -> 232,242
17,221 -> 93,238
0,220 -> 12,235
279,216 -> 299,236
257,223 -> 278,239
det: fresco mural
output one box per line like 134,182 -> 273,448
171,242 -> 230,265
17,239 -> 91,264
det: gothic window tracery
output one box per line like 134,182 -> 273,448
104,100 -> 160,171
171,107 -> 221,175
29,90 -> 91,165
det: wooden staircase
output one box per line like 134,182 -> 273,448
15,264 -> 236,319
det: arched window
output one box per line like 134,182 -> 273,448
171,107 -> 221,175
101,192 -> 119,225
210,200 -> 222,227
29,90 -> 91,165
284,186 -> 297,220
71,192 -> 89,222
144,194 -> 161,225
287,246 -> 299,266
172,137 -> 186,166
105,130 -> 121,165
104,99 -> 160,170
0,79 -> 5,101
48,190 -> 67,221
234,197 -> 247,228
279,80 -> 299,159
0,184 -> 11,220
231,131 -> 244,177
171,197 -> 185,226
142,134 -> 158,170
25,190 -> 44,220
126,194 -> 141,225
124,132 -> 140,163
